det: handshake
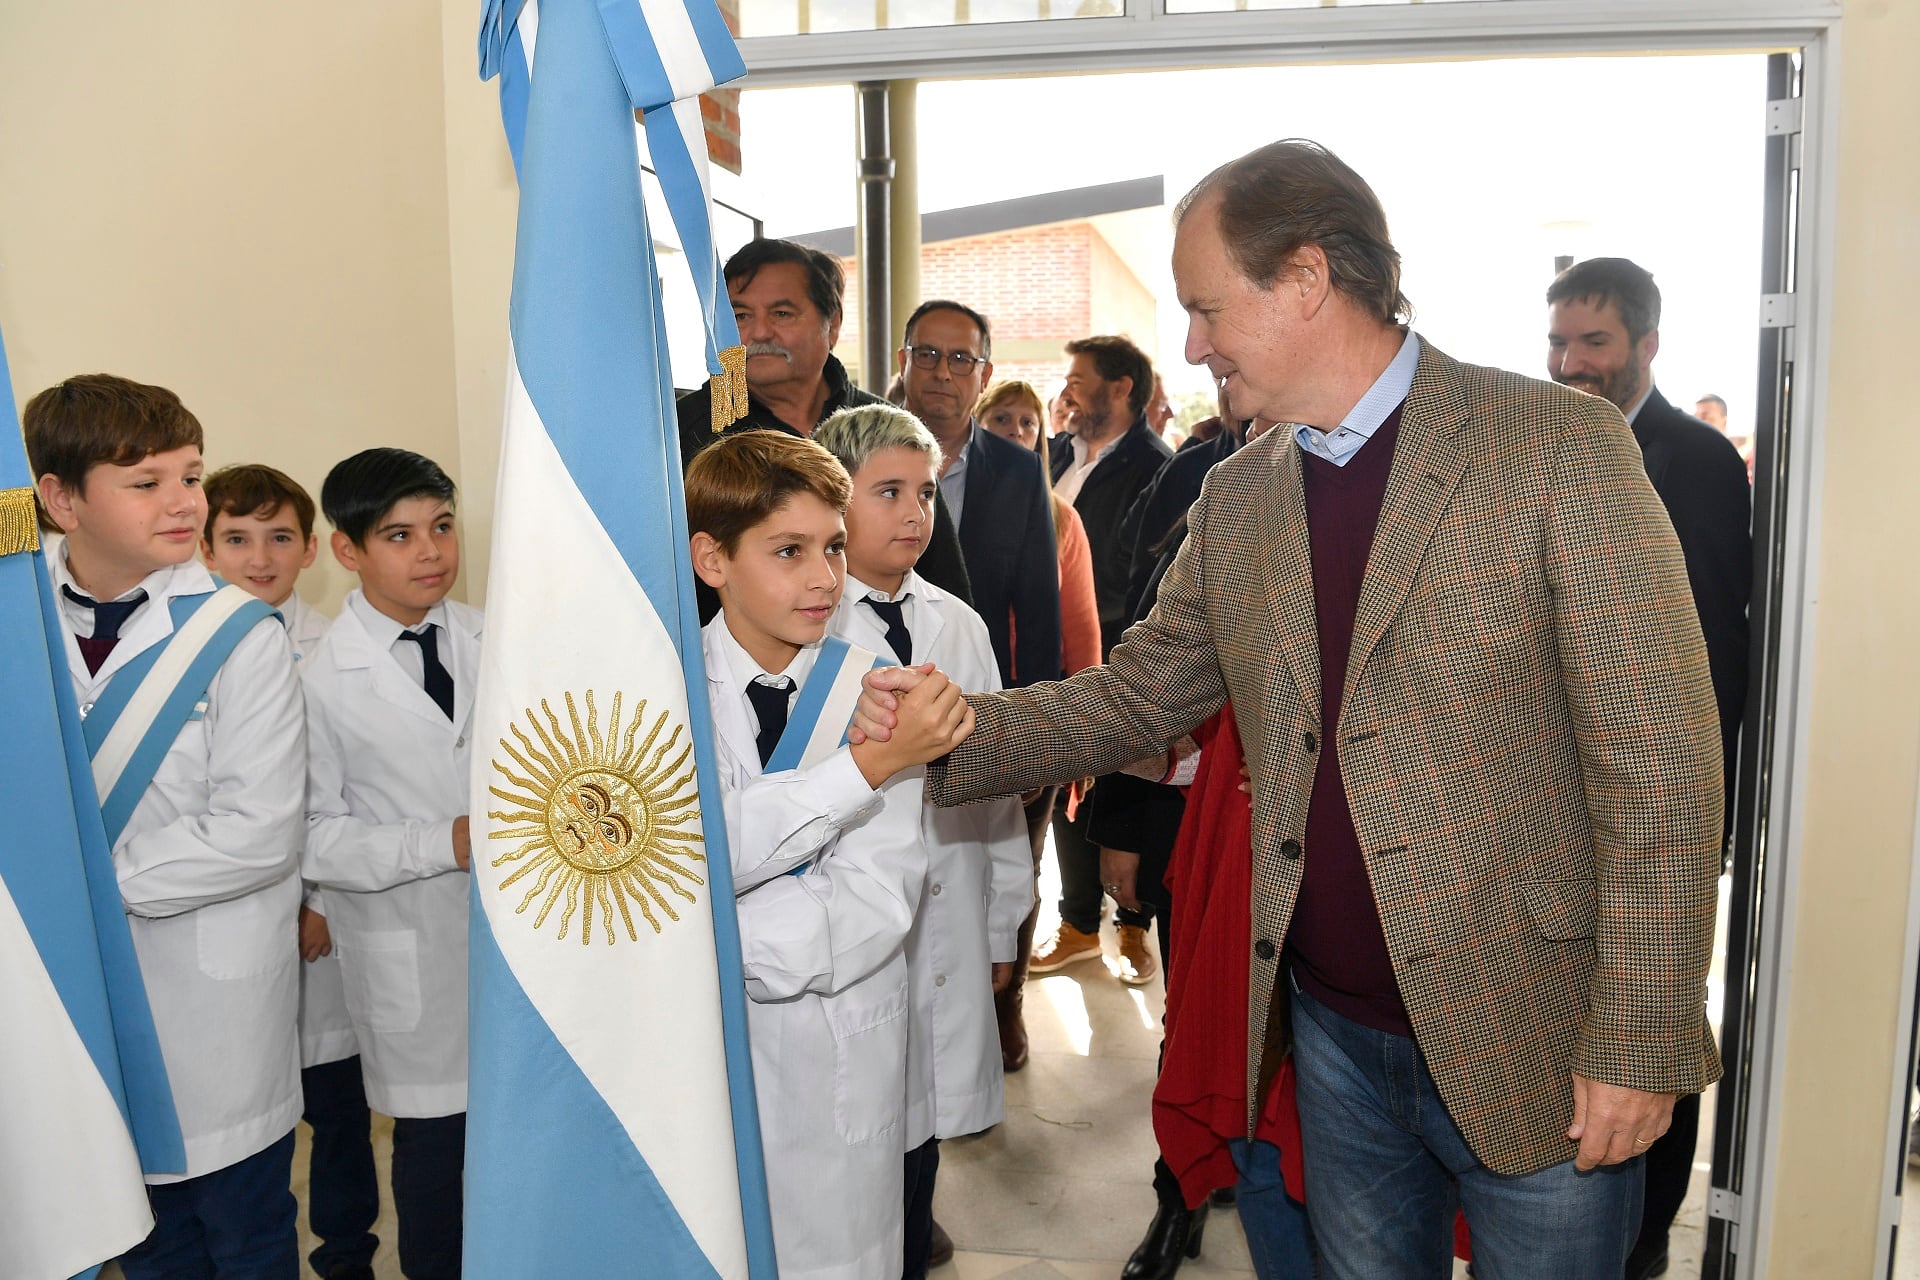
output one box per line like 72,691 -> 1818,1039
846,663 -> 975,789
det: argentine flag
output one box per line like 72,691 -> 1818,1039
469,1 -> 775,1276
0,327 -> 185,1277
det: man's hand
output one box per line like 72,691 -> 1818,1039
453,815 -> 472,871
298,906 -> 332,962
847,664 -> 932,745
1566,1072 -> 1676,1170
991,961 -> 1015,994
1100,847 -> 1142,912
849,669 -> 974,787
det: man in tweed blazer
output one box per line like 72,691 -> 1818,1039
857,141 -> 1723,1279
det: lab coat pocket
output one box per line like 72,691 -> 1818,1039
195,894 -> 292,980
827,979 -> 909,1147
341,928 -> 424,1034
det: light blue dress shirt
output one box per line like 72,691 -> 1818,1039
1294,329 -> 1421,466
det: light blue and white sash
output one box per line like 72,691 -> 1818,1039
82,585 -> 277,846
762,635 -> 886,776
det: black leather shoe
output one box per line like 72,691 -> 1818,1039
1121,1198 -> 1208,1280
1207,1185 -> 1237,1208
1625,1238 -> 1670,1280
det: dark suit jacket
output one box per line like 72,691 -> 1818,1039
952,424 -> 1061,686
676,355 -> 974,616
935,343 -> 1724,1177
1631,387 -> 1752,827
1050,417 -> 1173,655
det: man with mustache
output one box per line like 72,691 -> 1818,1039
1546,256 -> 1752,1280
677,238 -> 973,609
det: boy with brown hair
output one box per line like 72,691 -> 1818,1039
684,430 -> 972,1280
26,374 -> 307,1278
202,462 -> 379,1280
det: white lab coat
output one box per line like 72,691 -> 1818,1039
301,593 -> 479,1118
48,546 -> 306,1182
835,572 -> 1033,1145
280,594 -> 356,1070
704,620 -> 924,1280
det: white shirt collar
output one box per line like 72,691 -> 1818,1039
712,613 -> 819,696
1622,383 -> 1655,426
844,569 -> 920,606
49,537 -> 206,632
348,590 -> 450,653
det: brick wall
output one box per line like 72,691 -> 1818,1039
834,221 -> 1154,393
700,0 -> 742,175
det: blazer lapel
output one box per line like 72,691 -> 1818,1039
1344,351 -> 1471,708
910,578 -> 947,664
702,626 -> 758,769
334,605 -> 455,732
447,606 -> 483,737
1258,437 -> 1322,717
1631,388 -> 1674,491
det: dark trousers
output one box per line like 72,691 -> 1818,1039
301,1055 -> 380,1277
120,1129 -> 299,1280
901,1136 -> 941,1280
391,1113 -> 465,1280
1053,793 -> 1151,934
1630,1090 -> 1703,1260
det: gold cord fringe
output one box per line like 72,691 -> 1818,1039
0,486 -> 42,557
712,344 -> 749,434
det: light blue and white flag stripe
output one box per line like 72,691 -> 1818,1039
0,327 -> 183,1278
468,0 -> 773,1277
481,0 -> 743,377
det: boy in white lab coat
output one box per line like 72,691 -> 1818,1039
683,430 -> 976,1280
203,463 -> 380,1280
812,404 -> 1034,1277
301,448 -> 478,1280
25,375 -> 307,1279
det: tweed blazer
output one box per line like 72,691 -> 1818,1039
930,340 -> 1725,1177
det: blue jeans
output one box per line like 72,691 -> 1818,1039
1290,983 -> 1643,1280
301,1055 -> 379,1277
1228,1138 -> 1316,1280
120,1129 -> 299,1280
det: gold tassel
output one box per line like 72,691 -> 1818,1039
0,486 -> 42,557
711,344 -> 750,434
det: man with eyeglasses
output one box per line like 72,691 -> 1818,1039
676,238 -> 974,611
898,301 -> 1061,695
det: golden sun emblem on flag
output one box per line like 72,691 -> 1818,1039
486,691 -> 705,944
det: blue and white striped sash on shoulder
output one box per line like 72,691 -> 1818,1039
82,584 -> 277,846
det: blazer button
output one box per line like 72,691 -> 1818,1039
1254,939 -> 1276,961
1303,731 -> 1317,753
1280,838 -> 1303,861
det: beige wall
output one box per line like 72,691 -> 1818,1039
0,1 -> 504,613
1763,0 -> 1920,1271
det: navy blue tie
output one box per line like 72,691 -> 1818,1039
746,677 -> 795,767
63,583 -> 149,640
864,597 -> 913,664
398,625 -> 456,721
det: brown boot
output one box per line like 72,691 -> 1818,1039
1032,921 -> 1103,973
1115,924 -> 1158,986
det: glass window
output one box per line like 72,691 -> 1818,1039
736,0 -> 1114,40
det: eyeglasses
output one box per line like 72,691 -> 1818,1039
903,345 -> 988,376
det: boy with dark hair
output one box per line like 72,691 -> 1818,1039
202,462 -> 380,1280
301,448 -> 479,1280
684,429 -> 973,1280
26,374 -> 307,1279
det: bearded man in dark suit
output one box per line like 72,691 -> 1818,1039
855,141 -> 1724,1280
1548,256 -> 1752,1280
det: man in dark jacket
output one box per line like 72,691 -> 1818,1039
1547,256 -> 1752,1280
1032,334 -> 1173,986
677,238 -> 972,610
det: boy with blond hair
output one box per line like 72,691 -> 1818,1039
813,404 -> 1033,1276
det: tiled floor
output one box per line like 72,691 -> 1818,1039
116,861 -> 1721,1279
